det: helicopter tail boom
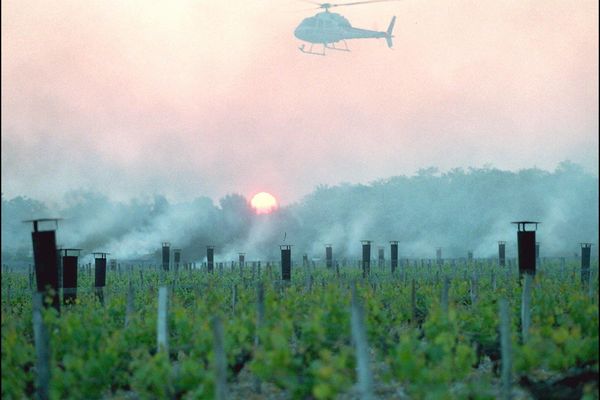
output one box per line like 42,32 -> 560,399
385,16 -> 396,48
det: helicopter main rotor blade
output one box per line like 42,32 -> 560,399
297,0 -> 323,5
328,0 -> 401,8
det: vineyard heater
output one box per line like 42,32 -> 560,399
93,252 -> 109,305
161,242 -> 170,271
25,218 -> 61,311
325,244 -> 333,269
498,241 -> 506,267
62,248 -> 81,305
390,241 -> 399,273
280,245 -> 292,281
173,248 -> 181,271
361,240 -> 372,278
207,246 -> 215,273
580,243 -> 592,285
512,221 -> 539,276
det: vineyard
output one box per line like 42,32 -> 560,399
2,259 -> 598,399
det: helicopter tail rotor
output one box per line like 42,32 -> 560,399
385,15 -> 396,48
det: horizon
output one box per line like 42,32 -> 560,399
3,162 -> 597,261
1,160 -> 596,208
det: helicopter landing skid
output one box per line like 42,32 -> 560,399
325,40 -> 350,52
299,44 -> 326,56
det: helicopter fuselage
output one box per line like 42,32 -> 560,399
294,11 -> 388,45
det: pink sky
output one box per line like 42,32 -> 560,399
2,0 -> 598,205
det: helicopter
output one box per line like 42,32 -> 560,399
294,0 -> 397,55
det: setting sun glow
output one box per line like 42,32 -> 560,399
250,192 -> 278,214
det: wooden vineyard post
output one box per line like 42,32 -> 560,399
351,283 -> 374,400
231,284 -> 237,314
589,268 -> 596,301
238,253 -> 245,277
305,274 -> 313,293
441,276 -> 449,315
212,316 -> 228,400
157,287 -> 168,354
254,282 -> 265,393
499,299 -> 513,400
470,272 -> 478,306
521,274 -> 532,344
411,279 -> 417,326
33,293 -> 50,400
125,281 -> 135,328
29,266 -> 34,291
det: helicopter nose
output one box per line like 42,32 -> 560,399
294,25 -> 309,42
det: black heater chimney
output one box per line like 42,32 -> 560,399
498,241 -> 506,267
238,253 -> 245,270
390,241 -> 398,273
93,252 -> 109,304
325,245 -> 333,269
361,240 -> 372,278
173,248 -> 181,271
378,246 -> 385,269
280,245 -> 292,281
161,242 -> 170,271
26,219 -> 61,311
62,248 -> 81,305
581,243 -> 592,285
207,246 -> 214,273
512,221 -> 539,276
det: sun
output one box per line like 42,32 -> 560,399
250,192 -> 278,214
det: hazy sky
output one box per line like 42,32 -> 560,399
2,0 -> 598,206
